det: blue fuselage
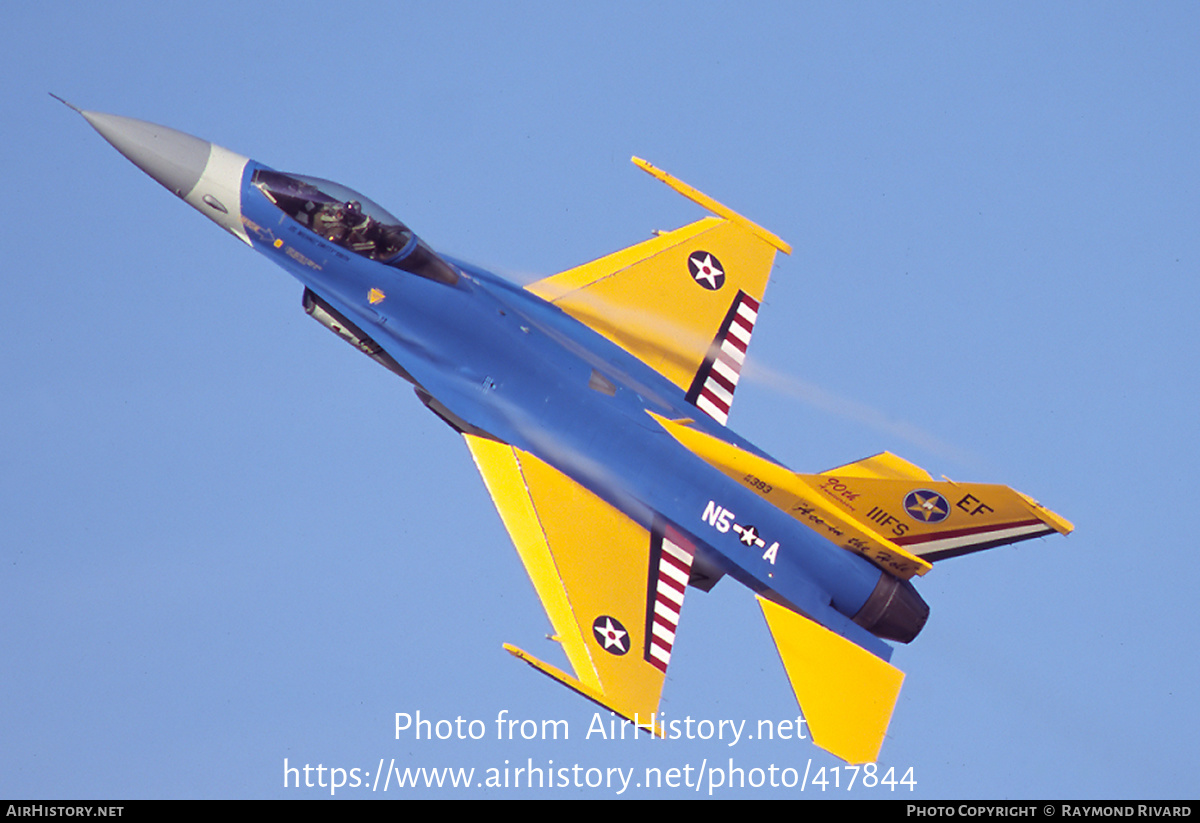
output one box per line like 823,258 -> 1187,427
238,160 -> 893,658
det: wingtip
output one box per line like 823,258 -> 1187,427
627,155 -> 793,255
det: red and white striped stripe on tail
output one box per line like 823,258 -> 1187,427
645,525 -> 696,673
895,519 -> 1059,562
686,291 -> 759,425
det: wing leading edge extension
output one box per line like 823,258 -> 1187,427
463,434 -> 696,732
526,159 -> 790,426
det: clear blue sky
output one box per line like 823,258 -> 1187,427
3,1 -> 1197,799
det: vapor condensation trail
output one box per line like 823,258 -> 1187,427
740,359 -> 984,472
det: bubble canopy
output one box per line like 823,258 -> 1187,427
251,168 -> 458,284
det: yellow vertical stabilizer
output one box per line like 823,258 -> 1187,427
649,413 -> 1071,572
758,596 -> 904,764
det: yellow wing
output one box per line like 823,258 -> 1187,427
526,158 -> 791,425
464,434 -> 696,731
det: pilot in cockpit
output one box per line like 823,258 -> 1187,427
311,201 -> 349,243
342,201 -> 379,256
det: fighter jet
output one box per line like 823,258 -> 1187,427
62,99 -> 1072,764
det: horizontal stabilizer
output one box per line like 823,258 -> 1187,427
759,596 -> 904,763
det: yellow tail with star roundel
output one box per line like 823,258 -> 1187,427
649,413 -> 1073,578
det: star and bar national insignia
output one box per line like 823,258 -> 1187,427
688,251 -> 725,290
903,489 -> 950,523
592,616 -> 630,655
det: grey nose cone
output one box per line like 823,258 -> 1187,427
79,108 -> 213,199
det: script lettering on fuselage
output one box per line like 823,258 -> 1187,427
816,476 -> 861,511
790,500 -> 845,539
